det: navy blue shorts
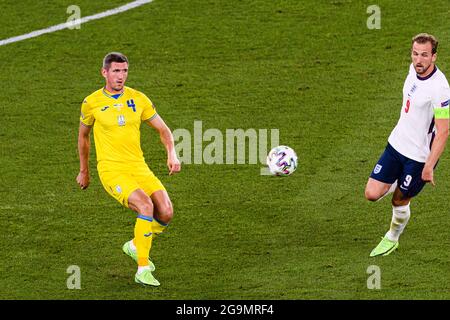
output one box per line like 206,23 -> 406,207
370,143 -> 427,198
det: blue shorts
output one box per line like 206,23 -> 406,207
370,143 -> 427,198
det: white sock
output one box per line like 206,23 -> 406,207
385,203 -> 411,242
129,239 -> 136,251
137,266 -> 150,274
377,180 -> 398,202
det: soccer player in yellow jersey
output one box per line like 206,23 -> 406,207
76,52 -> 181,286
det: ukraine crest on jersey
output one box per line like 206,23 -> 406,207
80,86 -> 158,169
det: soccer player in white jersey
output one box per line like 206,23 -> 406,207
365,33 -> 450,257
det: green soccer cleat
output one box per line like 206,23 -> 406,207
122,240 -> 155,271
370,236 -> 399,257
135,269 -> 160,287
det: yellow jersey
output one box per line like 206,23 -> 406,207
80,86 -> 157,172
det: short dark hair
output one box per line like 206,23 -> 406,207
412,33 -> 438,54
103,52 -> 128,69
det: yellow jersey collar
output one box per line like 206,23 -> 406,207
102,87 -> 125,100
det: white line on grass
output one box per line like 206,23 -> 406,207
0,0 -> 154,47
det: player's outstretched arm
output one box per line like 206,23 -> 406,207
146,116 -> 181,175
422,118 -> 449,185
77,123 -> 92,189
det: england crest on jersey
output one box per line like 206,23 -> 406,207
117,115 -> 126,126
373,164 -> 382,174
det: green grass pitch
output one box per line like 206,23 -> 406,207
1,0 -> 450,299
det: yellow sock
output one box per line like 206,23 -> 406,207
134,215 -> 153,267
151,217 -> 168,236
132,219 -> 166,244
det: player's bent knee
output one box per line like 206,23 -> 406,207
128,189 -> 155,216
134,199 -> 154,216
158,202 -> 174,224
161,206 -> 174,223
364,188 -> 380,202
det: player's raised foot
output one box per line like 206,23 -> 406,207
122,240 -> 155,271
135,269 -> 160,286
370,236 -> 399,257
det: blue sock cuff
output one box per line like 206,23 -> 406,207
137,214 -> 153,222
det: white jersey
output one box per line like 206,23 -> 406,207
388,64 -> 450,162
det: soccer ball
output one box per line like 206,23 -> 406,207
266,145 -> 298,176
